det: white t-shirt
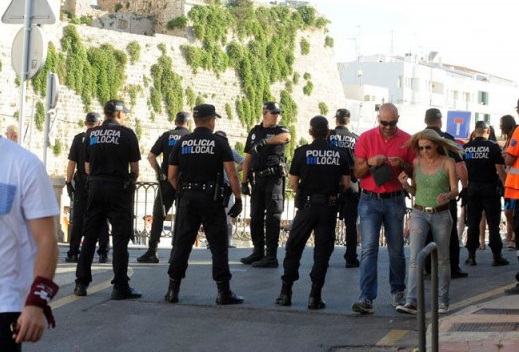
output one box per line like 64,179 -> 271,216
0,137 -> 59,313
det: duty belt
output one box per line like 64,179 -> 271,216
181,182 -> 215,192
413,203 -> 450,213
300,194 -> 338,208
253,166 -> 278,178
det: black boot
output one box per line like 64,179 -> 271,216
240,249 -> 264,265
308,284 -> 326,310
465,251 -> 477,266
252,248 -> 278,268
164,279 -> 181,303
216,281 -> 244,305
492,253 -> 509,266
275,281 -> 292,306
137,246 -> 159,263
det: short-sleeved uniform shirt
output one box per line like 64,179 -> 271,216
84,120 -> 141,179
328,126 -> 358,181
355,127 -> 415,193
464,137 -> 504,185
169,127 -> 234,184
68,131 -> 87,177
244,123 -> 289,170
0,137 -> 59,312
150,126 -> 190,175
290,139 -> 350,196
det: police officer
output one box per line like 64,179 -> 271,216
74,100 -> 142,300
464,121 -> 508,266
425,108 -> 469,278
65,112 -> 110,263
137,112 -> 191,263
164,104 -> 243,305
327,108 -> 360,268
276,116 -> 350,309
240,102 -> 291,268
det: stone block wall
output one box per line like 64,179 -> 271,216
0,19 -> 345,183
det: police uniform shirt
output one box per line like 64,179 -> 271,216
150,127 -> 190,174
68,131 -> 87,176
244,123 -> 290,170
84,120 -> 141,179
328,126 -> 358,180
169,127 -> 234,184
463,137 -> 504,184
290,139 -> 349,196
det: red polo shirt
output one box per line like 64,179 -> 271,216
355,126 -> 415,193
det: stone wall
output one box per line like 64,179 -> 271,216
0,21 -> 345,183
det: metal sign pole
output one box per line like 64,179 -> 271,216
18,0 -> 33,147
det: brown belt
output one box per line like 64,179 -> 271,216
413,203 -> 450,213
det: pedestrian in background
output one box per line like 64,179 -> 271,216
351,103 -> 415,314
396,129 -> 461,315
137,111 -> 191,263
65,112 -> 110,264
500,114 -> 517,251
240,102 -> 291,268
276,116 -> 350,309
164,104 -> 243,305
0,136 -> 59,351
328,108 -> 360,268
5,124 -> 18,143
74,100 -> 142,300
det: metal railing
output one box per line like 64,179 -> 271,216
417,242 -> 439,352
132,181 -> 347,246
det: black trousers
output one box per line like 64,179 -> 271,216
250,175 -> 284,256
76,180 -> 133,289
282,204 -> 337,288
68,181 -> 109,257
0,312 -> 21,352
342,193 -> 359,262
466,194 -> 503,254
149,181 -> 176,249
512,200 -> 519,252
168,192 -> 231,282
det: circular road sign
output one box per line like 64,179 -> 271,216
11,25 -> 48,79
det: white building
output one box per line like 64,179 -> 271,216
338,53 -> 519,137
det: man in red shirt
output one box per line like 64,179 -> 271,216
351,103 -> 415,314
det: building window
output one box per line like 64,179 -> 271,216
478,91 -> 489,105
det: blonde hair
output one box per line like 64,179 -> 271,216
403,129 -> 463,158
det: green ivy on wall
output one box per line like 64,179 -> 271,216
318,102 -> 328,115
324,36 -> 334,48
303,81 -> 313,96
185,87 -> 196,109
53,139 -> 63,156
166,16 -> 188,30
300,38 -> 310,55
225,102 -> 233,120
35,101 -> 45,131
149,54 -> 184,121
127,41 -> 141,65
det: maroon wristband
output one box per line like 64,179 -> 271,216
25,276 -> 59,328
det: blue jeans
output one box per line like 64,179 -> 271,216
358,192 -> 406,301
406,209 -> 452,306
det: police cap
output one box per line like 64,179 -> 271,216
263,102 -> 282,114
193,104 -> 221,119
85,112 -> 101,123
175,111 -> 191,122
104,100 -> 130,114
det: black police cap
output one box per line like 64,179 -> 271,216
104,100 -> 130,114
85,112 -> 101,123
263,102 -> 282,113
193,104 -> 221,119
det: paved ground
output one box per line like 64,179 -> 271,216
22,243 -> 519,352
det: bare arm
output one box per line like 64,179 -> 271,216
266,132 -> 291,145
224,161 -> 241,199
241,153 -> 253,184
85,162 -> 90,175
341,175 -> 351,193
130,161 -> 139,179
496,164 -> 507,186
437,158 -> 459,204
16,217 -> 58,344
354,154 -> 388,179
66,160 -> 76,183
504,152 -> 516,166
455,161 -> 468,188
289,174 -> 299,193
147,152 -> 160,173
168,165 -> 179,190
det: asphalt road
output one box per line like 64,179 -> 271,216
24,243 -> 517,352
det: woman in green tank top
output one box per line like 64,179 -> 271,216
394,129 -> 463,315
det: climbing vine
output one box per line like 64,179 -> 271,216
35,101 -> 45,131
126,41 -> 141,65
149,53 -> 184,121
318,102 -> 328,115
300,38 -> 310,55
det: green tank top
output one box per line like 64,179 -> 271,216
414,159 -> 450,207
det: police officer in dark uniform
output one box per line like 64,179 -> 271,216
240,102 -> 291,268
463,121 -> 509,266
137,111 -> 191,263
164,104 -> 243,305
65,112 -> 110,263
425,108 -> 469,278
74,100 -> 142,300
328,108 -> 360,268
276,116 -> 350,309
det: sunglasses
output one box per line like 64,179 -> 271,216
419,145 -> 433,151
379,120 -> 398,127
269,111 -> 281,115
